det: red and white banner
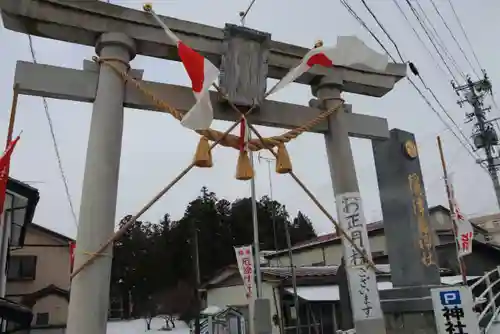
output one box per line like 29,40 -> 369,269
447,175 -> 474,257
147,8 -> 219,130
0,135 -> 20,217
234,245 -> 255,299
69,241 -> 76,273
266,36 -> 388,97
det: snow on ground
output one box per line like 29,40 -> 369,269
107,319 -> 190,334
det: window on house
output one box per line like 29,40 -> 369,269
35,312 -> 49,326
7,255 -> 37,281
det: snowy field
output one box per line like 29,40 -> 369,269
107,319 -> 190,334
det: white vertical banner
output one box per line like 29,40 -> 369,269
448,175 -> 474,257
336,192 -> 383,321
234,245 -> 255,299
431,286 -> 480,334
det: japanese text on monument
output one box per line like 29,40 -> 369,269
408,173 -> 435,266
336,192 -> 382,321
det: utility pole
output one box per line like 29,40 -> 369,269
283,213 -> 300,334
257,154 -> 298,332
452,72 -> 500,209
191,218 -> 201,334
257,153 -> 279,253
249,132 -> 263,298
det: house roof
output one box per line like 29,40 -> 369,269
0,297 -> 33,326
264,205 -> 487,258
20,284 -> 70,307
29,223 -> 74,243
265,220 -> 386,258
202,263 -> 454,289
470,213 -> 500,226
7,177 -> 41,247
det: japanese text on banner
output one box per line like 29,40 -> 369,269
234,246 -> 255,299
447,175 -> 474,257
336,192 -> 382,321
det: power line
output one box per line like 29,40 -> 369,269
411,0 -> 466,80
340,0 -> 483,169
428,0 -> 480,78
404,0 -> 460,82
390,0 -> 448,79
446,0 -> 483,71
354,0 -> 478,161
359,0 -> 405,63
27,34 -> 79,228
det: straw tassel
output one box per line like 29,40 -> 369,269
235,118 -> 254,180
275,142 -> 292,174
193,136 -> 213,168
236,150 -> 254,180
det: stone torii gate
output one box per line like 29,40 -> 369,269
1,1 -> 406,334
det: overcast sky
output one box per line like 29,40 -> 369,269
0,0 -> 498,239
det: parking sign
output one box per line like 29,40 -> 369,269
439,290 -> 461,306
431,286 -> 480,334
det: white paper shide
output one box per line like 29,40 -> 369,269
336,192 -> 382,321
234,245 -> 255,299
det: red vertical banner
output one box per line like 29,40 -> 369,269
69,241 -> 76,273
0,136 -> 20,217
234,245 -> 255,299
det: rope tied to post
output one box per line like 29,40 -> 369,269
70,56 -> 377,279
92,57 -> 344,177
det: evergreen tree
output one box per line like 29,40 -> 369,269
110,187 -> 317,319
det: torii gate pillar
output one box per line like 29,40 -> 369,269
66,32 -> 136,334
314,75 -> 386,334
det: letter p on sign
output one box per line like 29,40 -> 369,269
439,290 -> 461,306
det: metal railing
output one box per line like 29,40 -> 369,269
471,267 -> 500,333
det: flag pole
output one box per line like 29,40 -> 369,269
437,136 -> 468,285
249,131 -> 263,298
0,86 -> 20,305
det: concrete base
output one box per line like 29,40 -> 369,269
385,312 -> 437,334
380,286 -> 439,334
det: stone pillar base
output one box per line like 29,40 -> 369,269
380,286 -> 439,334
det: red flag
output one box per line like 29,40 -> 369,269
266,36 -> 388,96
238,118 -> 250,153
0,136 -> 20,215
146,8 -> 219,130
69,241 -> 76,273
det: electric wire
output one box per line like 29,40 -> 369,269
27,34 -> 79,228
339,0 -> 483,169
411,0 -> 466,80
353,0 -> 478,161
428,0 -> 480,78
446,0 -> 483,71
359,0 -> 405,62
390,0 -> 448,79
403,0 -> 460,83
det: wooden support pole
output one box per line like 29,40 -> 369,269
437,136 -> 468,285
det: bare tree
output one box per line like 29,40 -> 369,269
138,296 -> 159,331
